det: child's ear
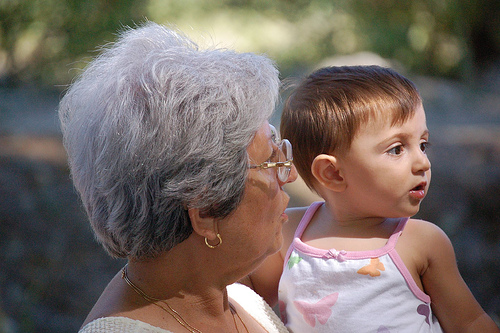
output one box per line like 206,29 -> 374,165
188,207 -> 218,240
311,154 -> 346,192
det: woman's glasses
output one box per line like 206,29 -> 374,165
249,125 -> 293,182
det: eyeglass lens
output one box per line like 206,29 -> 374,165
277,139 -> 292,182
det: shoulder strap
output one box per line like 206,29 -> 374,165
385,217 -> 409,249
283,202 -> 324,267
293,201 -> 323,238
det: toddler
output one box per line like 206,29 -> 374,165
248,65 -> 499,332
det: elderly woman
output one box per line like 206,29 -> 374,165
59,22 -> 297,332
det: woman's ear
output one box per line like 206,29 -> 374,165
188,207 -> 218,240
311,154 -> 346,192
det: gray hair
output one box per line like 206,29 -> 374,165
59,22 -> 279,260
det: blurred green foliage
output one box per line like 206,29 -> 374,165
0,0 -> 498,88
0,0 -> 147,86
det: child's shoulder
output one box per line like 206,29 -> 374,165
399,218 -> 455,279
281,205 -> 316,254
403,218 -> 453,250
283,206 -> 308,235
285,205 -> 309,220
284,203 -> 321,231
285,201 -> 323,220
406,218 -> 446,235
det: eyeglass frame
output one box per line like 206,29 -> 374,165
248,125 -> 293,182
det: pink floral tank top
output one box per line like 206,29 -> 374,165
278,202 -> 443,332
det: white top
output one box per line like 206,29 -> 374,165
278,201 -> 443,332
80,283 -> 287,333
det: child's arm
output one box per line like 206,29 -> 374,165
417,220 -> 499,332
248,251 -> 285,306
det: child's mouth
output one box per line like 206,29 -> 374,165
409,182 -> 426,200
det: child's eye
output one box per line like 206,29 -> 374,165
387,145 -> 403,155
420,141 -> 431,153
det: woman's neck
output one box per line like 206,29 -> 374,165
123,237 -> 245,332
127,240 -> 230,306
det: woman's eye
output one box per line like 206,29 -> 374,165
269,146 -> 280,162
387,145 -> 403,155
420,141 -> 431,153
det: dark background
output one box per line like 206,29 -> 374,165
0,1 -> 499,331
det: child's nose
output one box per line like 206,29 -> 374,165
413,151 -> 431,173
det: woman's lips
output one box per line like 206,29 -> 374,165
281,212 -> 289,222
